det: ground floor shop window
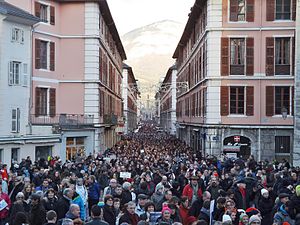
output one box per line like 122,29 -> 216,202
275,136 -> 290,162
66,137 -> 85,160
35,146 -> 52,160
11,147 -> 19,164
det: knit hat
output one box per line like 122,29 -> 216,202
249,215 -> 261,224
261,188 -> 268,196
246,207 -> 260,218
161,206 -> 172,214
240,213 -> 249,221
296,185 -> 300,197
222,214 -> 232,223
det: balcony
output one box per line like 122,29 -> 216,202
103,114 -> 118,125
30,114 -> 94,127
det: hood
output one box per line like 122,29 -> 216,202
279,205 -> 288,215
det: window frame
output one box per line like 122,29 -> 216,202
36,87 -> 49,116
39,40 -> 49,70
40,3 -> 49,23
9,61 -> 22,86
11,27 -> 24,44
230,38 -> 246,75
230,86 -> 245,115
11,108 -> 20,133
275,0 -> 292,20
274,86 -> 291,115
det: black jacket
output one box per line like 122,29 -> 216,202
103,205 -> 116,225
258,196 -> 274,225
55,196 -> 70,220
86,218 -> 109,225
29,203 -> 47,225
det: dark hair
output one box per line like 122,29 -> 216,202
91,205 -> 102,217
13,212 -> 28,225
46,210 -> 57,221
104,194 -> 114,204
144,201 -> 155,212
203,200 -> 210,210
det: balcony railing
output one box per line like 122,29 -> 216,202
103,114 -> 118,125
30,114 -> 94,126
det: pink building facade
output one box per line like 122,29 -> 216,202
174,0 -> 296,162
7,0 -> 126,161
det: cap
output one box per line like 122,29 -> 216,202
30,193 -> 41,200
137,194 -> 148,200
190,175 -> 199,180
249,215 -> 261,224
279,193 -> 290,198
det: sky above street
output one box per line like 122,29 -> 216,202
106,0 -> 195,35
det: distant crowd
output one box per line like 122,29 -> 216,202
0,124 -> 300,225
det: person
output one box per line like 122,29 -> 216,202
65,204 -> 81,221
239,213 -> 249,225
9,192 -> 30,224
179,197 -> 189,225
213,197 -> 226,222
182,176 -> 203,204
45,210 -> 58,225
76,178 -> 88,213
157,206 -> 173,225
0,182 -> 11,225
188,191 -> 211,218
56,188 -> 73,220
119,201 -> 139,225
135,194 -> 148,217
139,201 -> 156,222
103,179 -> 117,197
103,195 -> 116,225
198,200 -> 210,224
62,218 -> 74,225
72,186 -> 86,221
8,176 -> 24,202
12,212 -> 29,225
43,188 -> 58,211
248,215 -> 261,225
257,188 -> 273,225
151,184 -> 164,211
86,205 -> 109,225
233,180 -> 249,210
273,201 -> 294,225
88,175 -> 101,213
29,193 -> 46,225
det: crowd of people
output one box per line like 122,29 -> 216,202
1,124 -> 300,225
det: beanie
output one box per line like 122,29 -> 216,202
249,215 -> 261,224
240,213 -> 248,221
261,188 -> 268,196
222,214 -> 232,223
161,206 -> 172,214
296,185 -> 300,197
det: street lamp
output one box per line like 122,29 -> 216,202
281,107 -> 288,120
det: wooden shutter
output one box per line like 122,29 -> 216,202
266,37 -> 274,76
246,37 -> 254,76
49,88 -> 56,117
35,39 -> 41,69
266,86 -> 274,116
35,87 -> 41,116
35,2 -> 41,18
50,6 -> 55,25
292,0 -> 296,21
292,36 -> 295,76
266,0 -> 275,21
50,42 -> 55,71
8,61 -> 13,85
221,37 -> 229,76
230,0 -> 239,21
246,86 -> 254,116
246,0 -> 255,22
220,86 -> 229,116
99,48 -> 102,81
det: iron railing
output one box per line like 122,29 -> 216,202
30,114 -> 94,126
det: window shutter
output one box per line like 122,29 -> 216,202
8,61 -> 13,85
35,39 -> 41,69
35,87 -> 41,116
221,37 -> 229,76
50,6 -> 55,25
266,86 -> 274,116
246,37 -> 254,76
99,48 -> 102,81
49,88 -> 56,117
266,37 -> 274,76
35,1 -> 41,18
17,108 -> 20,133
246,86 -> 254,116
12,109 -> 17,132
246,0 -> 255,22
230,0 -> 239,21
50,42 -> 55,71
292,86 -> 294,116
266,0 -> 275,21
292,36 -> 295,76
220,86 -> 229,116
292,0 -> 296,21
22,63 -> 29,87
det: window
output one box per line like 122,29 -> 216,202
8,61 -> 21,85
66,137 -> 85,160
11,28 -> 24,43
11,148 -> 20,163
37,88 -> 48,116
0,149 -> 3,163
230,38 -> 245,75
275,136 -> 290,162
276,0 -> 291,20
12,108 -> 20,133
230,87 -> 245,114
40,40 -> 48,69
275,37 -> 291,75
35,87 -> 56,117
40,4 -> 48,22
238,0 -> 246,21
275,86 -> 290,115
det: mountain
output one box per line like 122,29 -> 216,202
121,20 -> 184,98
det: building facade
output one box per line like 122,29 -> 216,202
174,0 -> 296,162
122,64 -> 139,134
4,0 -> 126,163
158,66 -> 177,135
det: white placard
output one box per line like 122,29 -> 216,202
120,172 -> 131,179
0,199 -> 8,211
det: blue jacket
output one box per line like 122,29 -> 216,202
88,182 -> 101,200
72,192 -> 86,221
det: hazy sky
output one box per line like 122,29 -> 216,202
106,0 -> 195,35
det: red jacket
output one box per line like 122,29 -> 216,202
0,192 -> 11,219
179,205 -> 189,225
182,184 -> 202,201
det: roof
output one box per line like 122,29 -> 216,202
162,65 -> 177,85
56,0 -> 126,60
0,0 -> 40,24
172,0 -> 204,58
